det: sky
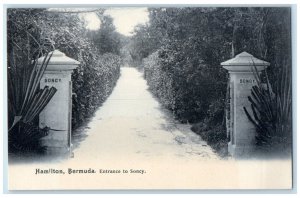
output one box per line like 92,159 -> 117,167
83,7 -> 149,36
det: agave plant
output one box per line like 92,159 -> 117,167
244,62 -> 292,148
8,52 -> 57,152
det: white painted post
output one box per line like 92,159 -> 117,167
38,50 -> 80,154
221,52 -> 269,157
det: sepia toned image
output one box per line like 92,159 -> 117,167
6,6 -> 293,190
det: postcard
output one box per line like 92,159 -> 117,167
6,6 -> 293,190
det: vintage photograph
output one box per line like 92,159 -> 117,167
6,6 -> 293,190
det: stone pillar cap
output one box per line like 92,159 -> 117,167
37,50 -> 80,71
221,51 -> 270,72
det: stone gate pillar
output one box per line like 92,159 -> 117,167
38,50 -> 80,155
221,52 -> 269,157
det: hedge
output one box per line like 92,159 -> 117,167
72,53 -> 121,128
143,44 -> 227,124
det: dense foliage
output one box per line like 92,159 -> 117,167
7,8 -> 122,152
130,7 -> 292,153
133,8 -> 235,123
72,53 -> 121,127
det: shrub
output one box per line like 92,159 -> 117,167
244,64 -> 292,151
7,53 -> 56,153
143,52 -> 176,111
72,53 -> 121,128
143,41 -> 227,123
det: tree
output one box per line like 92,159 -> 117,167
87,15 -> 122,55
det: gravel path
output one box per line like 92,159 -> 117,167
72,67 -> 218,162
